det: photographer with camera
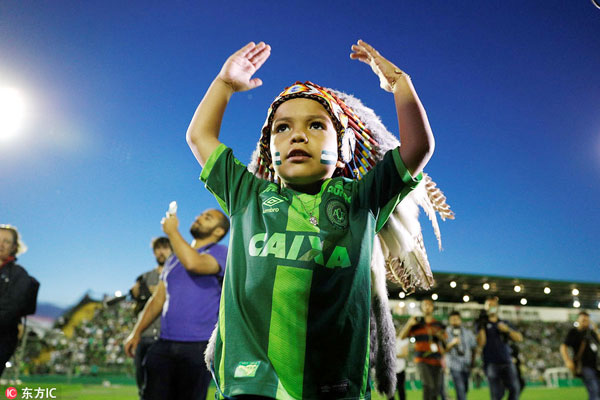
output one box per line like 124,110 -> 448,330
129,236 -> 172,398
400,299 -> 446,400
476,296 -> 522,400
445,310 -> 476,400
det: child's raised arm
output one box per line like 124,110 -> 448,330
350,40 -> 434,177
187,42 -> 271,167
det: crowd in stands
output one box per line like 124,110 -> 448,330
517,320 -> 572,383
9,300 -> 577,385
17,299 -> 136,377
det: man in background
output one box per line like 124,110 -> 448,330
400,299 -> 446,400
445,310 -> 476,400
0,225 -> 37,378
389,322 -> 409,400
560,311 -> 600,400
477,296 -> 523,400
125,208 -> 229,400
129,236 -> 172,398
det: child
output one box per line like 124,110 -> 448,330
187,40 -> 435,399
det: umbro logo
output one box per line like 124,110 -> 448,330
263,196 -> 284,207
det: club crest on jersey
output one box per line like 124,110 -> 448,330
326,199 -> 348,229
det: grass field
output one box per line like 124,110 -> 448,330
2,382 -> 588,400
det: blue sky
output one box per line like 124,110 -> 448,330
1,1 -> 599,307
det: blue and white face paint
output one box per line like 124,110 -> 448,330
320,150 -> 337,165
274,152 -> 282,165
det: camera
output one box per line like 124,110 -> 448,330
452,328 -> 464,355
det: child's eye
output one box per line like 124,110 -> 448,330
310,121 -> 324,130
274,124 -> 289,133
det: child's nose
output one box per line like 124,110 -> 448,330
290,129 -> 308,143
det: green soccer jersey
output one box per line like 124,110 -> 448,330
200,144 -> 421,400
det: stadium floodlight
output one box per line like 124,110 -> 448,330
399,292 -> 406,299
398,301 -> 405,308
573,300 -> 581,308
483,283 -> 490,290
544,287 -> 551,294
462,295 -> 470,302
431,293 -> 438,300
520,298 -> 527,305
597,302 -> 600,309
572,288 -> 579,296
450,281 -> 457,288
115,290 -> 122,297
513,285 -> 522,293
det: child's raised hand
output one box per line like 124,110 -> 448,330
218,42 -> 271,92
350,40 -> 407,92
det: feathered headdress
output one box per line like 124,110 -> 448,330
249,82 -> 454,293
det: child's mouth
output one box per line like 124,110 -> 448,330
287,149 -> 311,161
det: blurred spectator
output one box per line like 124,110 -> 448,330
389,324 -> 409,400
560,311 -> 600,400
445,310 -> 476,400
476,296 -> 523,400
0,225 -> 37,377
400,299 -> 446,400
129,236 -> 172,398
125,209 -> 229,400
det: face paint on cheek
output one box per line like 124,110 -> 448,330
274,152 -> 282,165
320,150 -> 337,165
